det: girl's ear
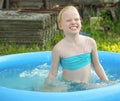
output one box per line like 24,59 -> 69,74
58,23 -> 63,30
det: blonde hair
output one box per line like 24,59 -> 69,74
57,6 -> 79,23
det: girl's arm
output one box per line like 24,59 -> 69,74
44,46 -> 60,85
91,38 -> 109,82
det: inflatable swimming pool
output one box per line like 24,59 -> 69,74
0,51 -> 120,101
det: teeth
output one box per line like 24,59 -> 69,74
70,26 -> 77,30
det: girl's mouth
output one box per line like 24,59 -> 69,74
69,26 -> 78,30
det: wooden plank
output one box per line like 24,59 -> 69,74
0,0 -> 4,9
11,0 -> 43,2
0,20 -> 47,30
0,24 -> 43,30
9,0 -> 44,9
18,2 -> 43,8
0,31 -> 42,36
6,0 -> 10,9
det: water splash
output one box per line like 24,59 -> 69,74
0,64 -> 120,92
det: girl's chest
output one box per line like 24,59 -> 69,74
60,45 -> 91,58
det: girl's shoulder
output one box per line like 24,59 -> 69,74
53,39 -> 65,51
82,35 -> 95,42
80,35 -> 96,46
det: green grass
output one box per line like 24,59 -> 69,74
0,43 -> 42,55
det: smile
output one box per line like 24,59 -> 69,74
69,26 -> 78,30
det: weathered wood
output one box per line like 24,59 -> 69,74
0,11 -> 58,47
9,0 -> 44,9
0,31 -> 40,36
2,0 -> 104,10
14,2 -> 43,9
51,0 -> 103,6
0,0 -> 4,9
6,0 -> 10,9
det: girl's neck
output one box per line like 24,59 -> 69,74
64,33 -> 80,43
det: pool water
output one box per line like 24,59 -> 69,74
0,63 -> 120,92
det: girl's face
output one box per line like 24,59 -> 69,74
58,8 -> 82,35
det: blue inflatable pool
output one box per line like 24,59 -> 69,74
0,51 -> 120,101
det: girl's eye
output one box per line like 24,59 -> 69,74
75,18 -> 80,21
66,19 -> 71,22
66,18 -> 80,22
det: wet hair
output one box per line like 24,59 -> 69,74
57,6 -> 80,23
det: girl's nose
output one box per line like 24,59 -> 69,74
71,19 -> 76,24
